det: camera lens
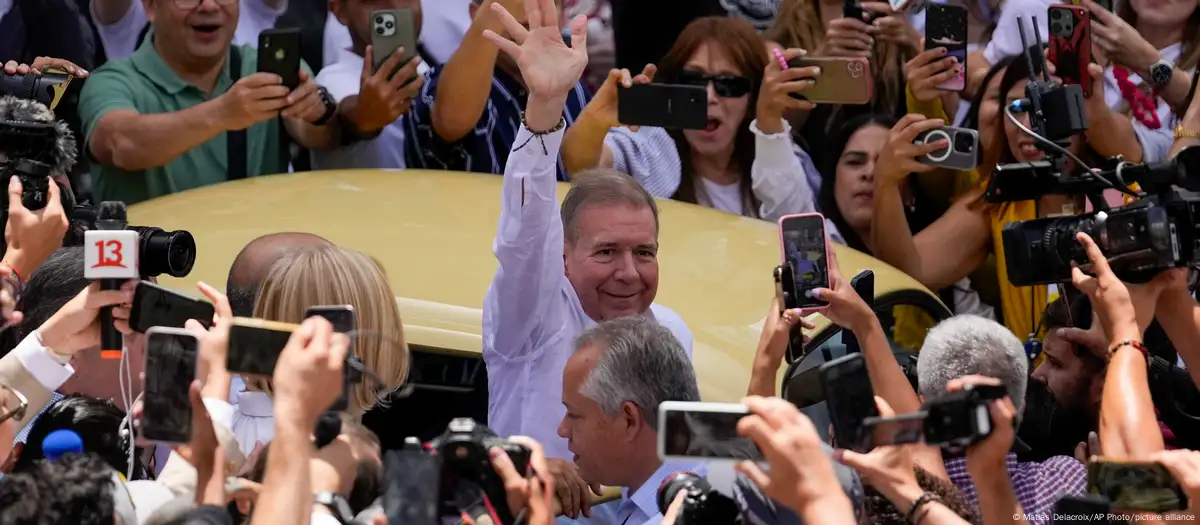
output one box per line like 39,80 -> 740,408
374,16 -> 383,23
386,21 -> 394,29
376,27 -> 384,35
953,132 -> 974,153
132,226 -> 197,278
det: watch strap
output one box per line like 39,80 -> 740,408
1149,60 -> 1174,88
313,492 -> 354,524
313,86 -> 338,126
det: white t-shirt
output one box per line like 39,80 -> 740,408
90,0 -> 289,62
310,47 -> 430,170
698,177 -> 745,216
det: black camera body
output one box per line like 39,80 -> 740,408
656,472 -> 741,525
423,418 -> 531,525
0,119 -> 59,211
922,384 -> 1008,449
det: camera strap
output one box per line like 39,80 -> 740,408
454,481 -> 506,525
227,47 -> 248,181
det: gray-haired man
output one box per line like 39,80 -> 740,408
917,315 -> 1086,525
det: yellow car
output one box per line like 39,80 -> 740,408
130,170 -> 951,445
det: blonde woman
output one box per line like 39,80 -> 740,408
229,245 -> 410,455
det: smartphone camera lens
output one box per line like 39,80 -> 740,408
374,15 -> 384,23
385,21 -> 394,29
953,132 -> 974,153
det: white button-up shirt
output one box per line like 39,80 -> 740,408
482,126 -> 693,461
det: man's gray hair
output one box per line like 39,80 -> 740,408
560,168 -> 660,244
916,315 -> 1029,414
573,316 -> 700,428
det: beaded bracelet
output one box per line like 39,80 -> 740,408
1109,339 -> 1148,360
515,113 -> 567,156
904,492 -> 941,524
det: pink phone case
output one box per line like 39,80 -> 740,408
777,213 -> 831,310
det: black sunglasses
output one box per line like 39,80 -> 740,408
676,70 -> 753,98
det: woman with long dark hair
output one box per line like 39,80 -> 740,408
560,16 -> 823,222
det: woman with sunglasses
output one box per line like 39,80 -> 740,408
561,16 -> 824,221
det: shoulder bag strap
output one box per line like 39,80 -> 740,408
227,46 -> 248,181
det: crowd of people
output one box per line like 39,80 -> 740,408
3,0 -> 1200,523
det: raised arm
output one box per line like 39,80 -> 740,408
751,48 -> 821,221
481,0 -> 590,356
432,0 -> 524,144
562,65 -> 655,176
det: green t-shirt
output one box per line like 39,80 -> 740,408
79,38 -> 313,205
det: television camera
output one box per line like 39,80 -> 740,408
984,16 -> 1200,286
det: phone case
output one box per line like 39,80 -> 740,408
657,401 -> 749,461
787,58 -> 873,105
1047,5 -> 1092,98
926,4 -> 967,92
140,327 -> 199,444
914,126 -> 979,171
617,84 -> 708,130
778,213 -> 831,310
819,353 -> 878,450
257,28 -> 301,90
370,9 -> 418,74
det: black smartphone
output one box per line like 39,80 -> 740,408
778,213 -> 830,310
617,84 -> 708,130
819,353 -> 878,450
258,28 -> 301,90
925,4 -> 967,92
383,444 -> 441,525
1087,459 -> 1189,512
305,305 -> 357,412
657,401 -> 762,461
858,413 -> 925,451
139,327 -> 199,444
130,281 -> 215,333
1053,494 -> 1111,524
843,270 -> 875,352
226,318 -> 299,377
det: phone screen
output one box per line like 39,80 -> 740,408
383,449 -> 442,525
227,321 -> 295,377
859,414 -> 925,450
141,330 -> 199,444
820,353 -> 878,450
1087,461 -> 1189,512
660,404 -> 762,461
926,5 -> 967,92
131,281 -> 215,333
780,215 -> 829,308
305,306 -> 357,412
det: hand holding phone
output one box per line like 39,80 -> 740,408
820,353 -> 878,450
778,213 -> 831,309
914,126 -> 978,170
257,28 -> 301,90
823,7 -> 876,58
760,48 -> 819,119
785,57 -> 873,105
617,83 -> 707,130
130,281 -> 216,333
658,401 -> 762,461
875,114 -> 945,184
905,46 -> 962,103
140,327 -> 200,444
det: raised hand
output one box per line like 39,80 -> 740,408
587,65 -> 657,130
874,114 -> 945,185
482,0 -> 589,130
216,73 -> 291,131
905,40 -> 960,103
1070,232 -> 1144,344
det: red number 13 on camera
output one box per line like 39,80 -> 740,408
93,240 -> 126,268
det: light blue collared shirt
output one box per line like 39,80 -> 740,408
558,460 -> 707,525
481,126 -> 694,461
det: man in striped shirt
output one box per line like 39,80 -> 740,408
403,0 -> 591,180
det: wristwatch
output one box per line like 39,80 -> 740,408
313,86 -> 338,126
313,492 -> 354,524
1147,59 -> 1174,89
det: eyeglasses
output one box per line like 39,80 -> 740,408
676,70 -> 753,98
173,0 -> 236,10
0,385 -> 27,425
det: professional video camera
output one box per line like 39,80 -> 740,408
0,95 -> 77,211
77,202 -> 197,278
984,16 -> 1200,286
859,383 -> 1010,452
384,418 -> 532,525
656,472 -> 741,525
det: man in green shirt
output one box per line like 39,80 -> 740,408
78,0 -> 344,204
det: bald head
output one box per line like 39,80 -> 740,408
226,232 -> 333,317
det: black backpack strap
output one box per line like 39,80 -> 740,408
227,46 -> 248,180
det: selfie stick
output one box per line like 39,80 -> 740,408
84,201 -> 138,358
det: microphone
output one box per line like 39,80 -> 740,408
85,201 -> 139,357
42,429 -> 84,461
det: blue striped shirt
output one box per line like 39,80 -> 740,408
402,65 -> 592,181
14,391 -> 65,444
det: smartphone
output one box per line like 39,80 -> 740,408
383,446 -> 441,525
1047,5 -> 1093,98
843,0 -> 885,24
786,57 -> 873,105
226,317 -> 300,377
1071,0 -> 1112,11
778,213 -> 830,310
1053,494 -> 1112,523
130,281 -> 216,333
305,306 -> 357,412
842,270 -> 875,353
140,327 -> 199,444
925,4 -> 967,92
617,84 -> 708,130
370,9 -> 418,77
858,413 -> 925,450
658,401 -> 763,461
819,353 -> 878,450
257,28 -> 301,90
914,126 -> 979,171
1087,459 -> 1189,512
